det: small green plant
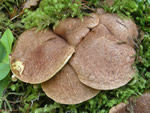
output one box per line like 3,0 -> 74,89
0,29 -> 14,97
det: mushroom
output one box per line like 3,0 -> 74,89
10,12 -> 138,104
109,103 -> 129,113
54,13 -> 100,47
129,92 -> 150,113
109,92 -> 150,113
42,64 -> 99,104
10,29 -> 75,84
70,23 -> 136,90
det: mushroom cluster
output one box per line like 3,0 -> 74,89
10,11 -> 138,104
109,92 -> 150,113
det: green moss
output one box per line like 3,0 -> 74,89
22,0 -> 85,30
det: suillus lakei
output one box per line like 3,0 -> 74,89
42,64 -> 99,104
109,92 -> 150,113
70,24 -> 136,90
109,103 -> 128,113
10,29 -> 75,84
129,92 -> 150,113
10,12 -> 138,104
54,13 -> 100,47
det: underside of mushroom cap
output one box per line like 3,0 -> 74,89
42,64 -> 100,104
70,24 -> 136,90
10,29 -> 75,84
99,13 -> 138,47
54,13 -> 100,47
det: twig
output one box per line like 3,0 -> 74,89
10,11 -> 24,21
4,99 -> 12,111
8,92 -> 24,96
8,100 -> 21,104
81,0 -> 89,5
30,92 -> 41,108
0,109 -> 19,112
4,102 -> 7,110
73,0 -> 95,11
81,3 -> 95,11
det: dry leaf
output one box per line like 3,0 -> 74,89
23,0 -> 40,9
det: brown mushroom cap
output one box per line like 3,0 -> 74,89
42,64 -> 100,104
109,103 -> 128,113
109,92 -> 150,113
99,13 -> 138,47
54,13 -> 100,47
130,92 -> 150,113
70,24 -> 136,90
10,29 -> 75,84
